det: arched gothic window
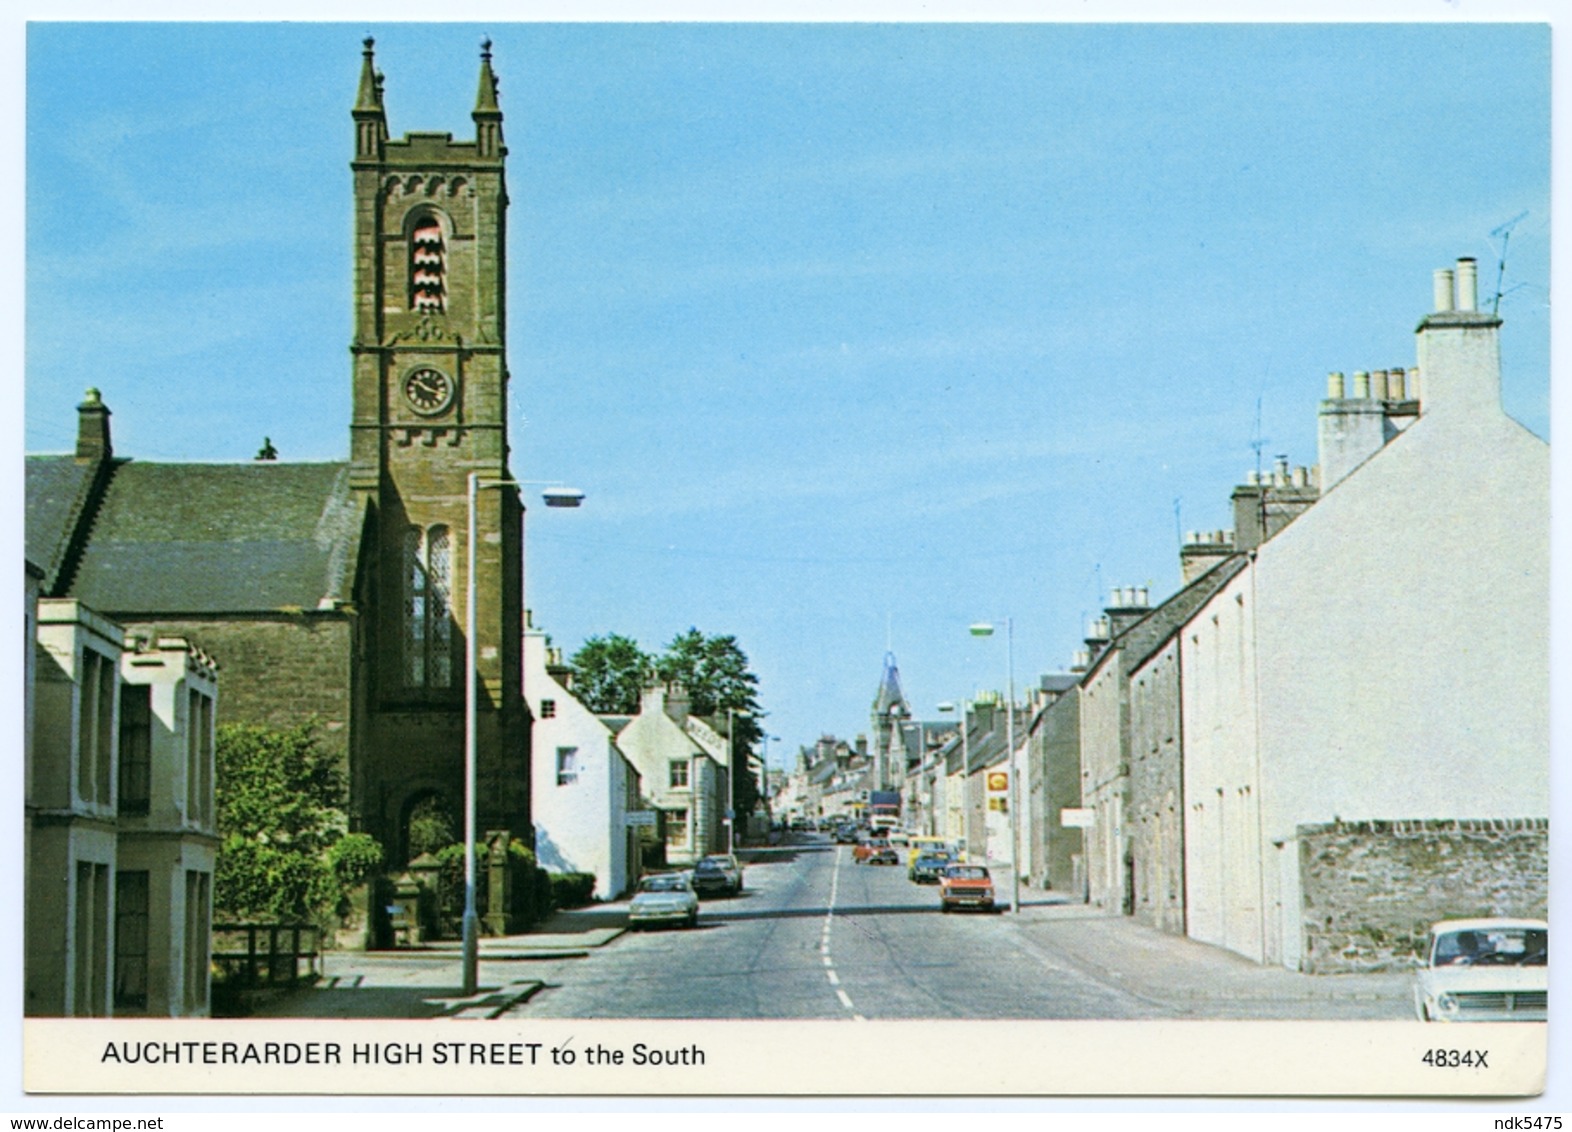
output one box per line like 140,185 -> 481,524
403,524 -> 453,688
410,217 -> 446,313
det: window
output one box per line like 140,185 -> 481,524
409,216 -> 445,312
78,649 -> 115,807
184,870 -> 210,1012
556,747 -> 579,787
187,689 -> 213,825
541,699 -> 556,719
73,861 -> 109,1016
403,524 -> 454,689
669,760 -> 689,789
114,871 -> 149,1011
665,808 -> 689,847
118,684 -> 151,815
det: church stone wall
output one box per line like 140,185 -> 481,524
128,615 -> 355,767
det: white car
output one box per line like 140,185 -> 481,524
628,872 -> 700,930
1412,918 -> 1547,1022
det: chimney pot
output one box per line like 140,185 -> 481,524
1433,268 -> 1455,312
1327,371 -> 1345,398
1388,368 -> 1406,400
1373,369 -> 1389,400
1456,257 -> 1478,311
1353,370 -> 1371,398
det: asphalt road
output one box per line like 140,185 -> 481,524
508,837 -> 1160,1020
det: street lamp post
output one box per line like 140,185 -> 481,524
970,618 -> 1019,914
464,473 -> 583,996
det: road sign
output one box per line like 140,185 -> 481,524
986,771 -> 1009,793
624,810 -> 657,828
1060,807 -> 1095,828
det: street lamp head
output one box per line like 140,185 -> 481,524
541,487 -> 586,508
969,622 -> 995,638
936,701 -> 955,713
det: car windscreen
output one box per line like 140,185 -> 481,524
1434,927 -> 1547,966
642,875 -> 687,892
945,867 -> 988,879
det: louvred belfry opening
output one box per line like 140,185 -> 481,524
410,218 -> 445,312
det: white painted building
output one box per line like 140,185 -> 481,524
615,683 -> 724,866
115,634 -> 219,1017
27,601 -> 218,1016
523,628 -> 640,900
1181,258 -> 1549,968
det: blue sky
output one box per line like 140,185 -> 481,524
25,21 -> 1552,768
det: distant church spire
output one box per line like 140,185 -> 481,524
872,650 -> 908,717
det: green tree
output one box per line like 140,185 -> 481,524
214,722 -> 381,925
567,633 -> 654,714
406,794 -> 456,859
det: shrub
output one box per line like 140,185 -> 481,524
549,872 -> 597,909
214,722 -> 383,931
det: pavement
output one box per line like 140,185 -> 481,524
245,905 -> 630,1020
242,846 -> 1410,1020
1008,880 -> 1411,1011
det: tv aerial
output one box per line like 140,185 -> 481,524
1488,211 -> 1530,316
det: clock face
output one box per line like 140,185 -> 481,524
403,367 -> 454,415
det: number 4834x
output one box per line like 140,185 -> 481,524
1421,1049 -> 1488,1069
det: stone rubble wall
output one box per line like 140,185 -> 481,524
1296,818 -> 1548,974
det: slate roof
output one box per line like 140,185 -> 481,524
27,458 -> 365,616
1109,554 -> 1251,676
25,456 -> 100,590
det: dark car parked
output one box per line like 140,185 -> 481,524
909,852 -> 953,884
691,855 -> 743,897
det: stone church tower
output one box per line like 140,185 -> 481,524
347,38 -> 528,855
26,40 -> 534,884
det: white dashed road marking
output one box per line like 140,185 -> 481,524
820,846 -> 863,1019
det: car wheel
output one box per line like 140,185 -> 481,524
687,910 -> 698,928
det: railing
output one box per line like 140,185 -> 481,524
211,923 -> 322,988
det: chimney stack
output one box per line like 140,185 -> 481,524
1415,256 -> 1503,418
75,388 -> 112,463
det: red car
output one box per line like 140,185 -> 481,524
852,837 -> 891,864
938,864 -> 996,911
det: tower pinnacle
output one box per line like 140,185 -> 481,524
352,36 -> 387,160
475,37 -> 500,114
473,37 -> 504,158
355,36 -> 382,112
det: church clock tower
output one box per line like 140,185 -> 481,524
348,38 -> 527,870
